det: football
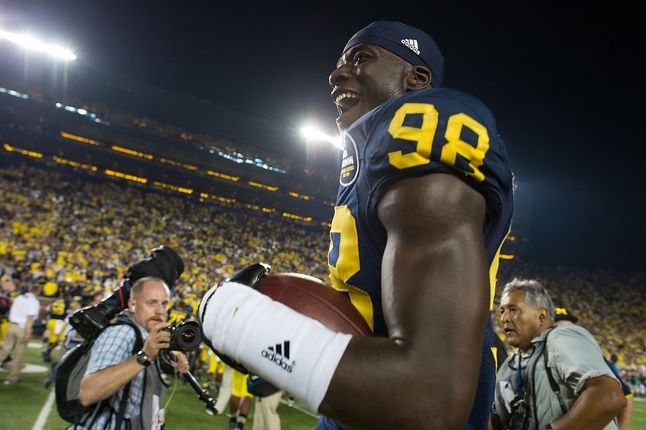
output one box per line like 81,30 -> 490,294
256,273 -> 372,336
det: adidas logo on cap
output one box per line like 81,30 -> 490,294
401,38 -> 420,55
261,340 -> 295,373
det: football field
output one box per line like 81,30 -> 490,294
1,341 -> 644,429
632,397 -> 646,430
0,341 -> 317,429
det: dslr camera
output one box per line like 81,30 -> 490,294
505,396 -> 530,430
163,320 -> 202,351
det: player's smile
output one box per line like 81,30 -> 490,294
331,88 -> 360,120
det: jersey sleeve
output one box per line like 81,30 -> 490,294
365,89 -> 513,218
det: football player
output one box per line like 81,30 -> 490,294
200,21 -> 513,429
42,293 -> 68,362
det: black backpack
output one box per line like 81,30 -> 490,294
55,319 -> 143,425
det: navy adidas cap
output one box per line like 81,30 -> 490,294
343,21 -> 445,87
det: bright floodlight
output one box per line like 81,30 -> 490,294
0,29 -> 76,61
300,124 -> 343,150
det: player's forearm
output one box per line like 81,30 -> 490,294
550,376 -> 626,430
320,336 -> 484,429
79,357 -> 145,406
200,283 -> 352,410
321,249 -> 489,427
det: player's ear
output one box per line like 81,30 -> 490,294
405,65 -> 432,91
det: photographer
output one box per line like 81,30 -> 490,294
492,279 -> 625,430
73,277 -> 189,429
553,307 -> 634,430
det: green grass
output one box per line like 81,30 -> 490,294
0,340 -> 318,429
1,340 -> 645,429
632,398 -> 646,430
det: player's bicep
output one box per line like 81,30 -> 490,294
377,173 -> 488,347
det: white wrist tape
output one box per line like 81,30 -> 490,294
199,282 -> 352,411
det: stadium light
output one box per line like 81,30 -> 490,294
300,124 -> 343,150
0,28 -> 76,61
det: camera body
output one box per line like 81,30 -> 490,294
163,320 -> 202,351
505,396 -> 531,430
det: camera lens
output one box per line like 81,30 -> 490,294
180,330 -> 196,342
173,321 -> 202,351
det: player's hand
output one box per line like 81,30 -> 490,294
197,262 -> 272,374
169,351 -> 190,374
143,320 -> 171,360
224,263 -> 271,288
198,262 -> 271,324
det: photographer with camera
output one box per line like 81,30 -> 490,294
73,276 -> 189,429
492,279 -> 625,430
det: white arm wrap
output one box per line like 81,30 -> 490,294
199,282 -> 352,411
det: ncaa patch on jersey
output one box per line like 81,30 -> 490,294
340,133 -> 359,187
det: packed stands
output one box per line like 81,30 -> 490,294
0,162 -> 329,303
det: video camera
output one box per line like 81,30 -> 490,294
69,245 -> 185,341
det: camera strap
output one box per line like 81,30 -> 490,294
515,354 -> 523,395
511,347 -> 531,400
505,341 -> 540,430
543,329 -> 567,414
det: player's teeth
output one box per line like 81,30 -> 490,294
335,93 -> 358,105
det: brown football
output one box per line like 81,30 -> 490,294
255,273 -> 372,336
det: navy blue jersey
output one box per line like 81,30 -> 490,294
322,88 -> 514,430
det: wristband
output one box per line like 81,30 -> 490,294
199,282 -> 352,411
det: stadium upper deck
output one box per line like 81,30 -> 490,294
0,44 -> 341,226
0,77 -> 340,226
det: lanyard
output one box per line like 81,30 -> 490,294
515,353 -> 523,395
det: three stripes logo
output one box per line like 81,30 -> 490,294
261,340 -> 295,373
401,38 -> 420,55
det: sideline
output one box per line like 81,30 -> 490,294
32,388 -> 56,430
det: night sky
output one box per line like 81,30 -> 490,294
1,1 -> 644,270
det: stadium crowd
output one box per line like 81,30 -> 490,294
0,163 -> 329,303
1,162 -> 645,399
